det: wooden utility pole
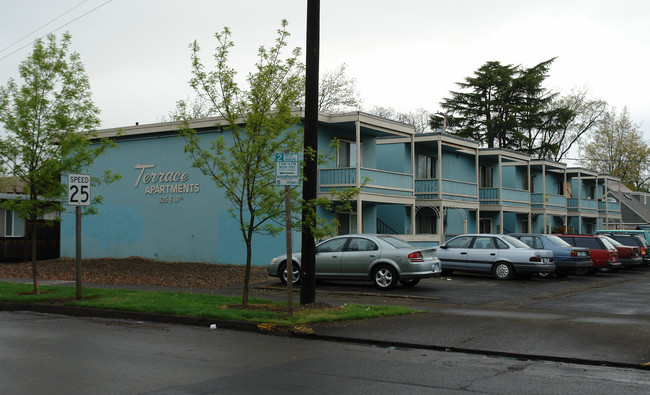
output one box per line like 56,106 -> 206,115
301,0 -> 319,304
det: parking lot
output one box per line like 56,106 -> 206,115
262,265 -> 650,318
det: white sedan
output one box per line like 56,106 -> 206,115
434,234 -> 555,280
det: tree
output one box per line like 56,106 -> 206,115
0,33 -> 119,294
581,107 -> 650,190
430,59 -> 565,151
176,21 -> 357,307
317,63 -> 362,113
369,106 -> 432,133
522,88 -> 607,161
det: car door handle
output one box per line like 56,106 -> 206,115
490,253 -> 496,256
369,254 -> 376,257
460,252 -> 468,255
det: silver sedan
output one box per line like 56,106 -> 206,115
435,234 -> 555,280
268,234 -> 442,290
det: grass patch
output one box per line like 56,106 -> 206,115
0,281 -> 418,325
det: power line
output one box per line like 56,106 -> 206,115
0,0 -> 90,55
0,0 -> 112,62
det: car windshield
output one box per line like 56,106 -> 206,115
503,235 -> 530,248
378,235 -> 413,248
546,235 -> 572,247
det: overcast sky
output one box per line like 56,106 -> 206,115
1,0 -> 649,156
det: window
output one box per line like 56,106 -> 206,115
337,213 -> 358,235
4,210 -> 25,237
446,236 -> 472,248
417,155 -> 436,179
316,237 -> 347,253
472,237 -> 496,249
338,140 -> 361,168
346,237 -> 378,252
480,166 -> 493,187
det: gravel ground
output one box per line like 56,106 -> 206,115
0,257 -> 274,289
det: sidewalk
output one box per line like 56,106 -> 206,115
3,278 -> 650,370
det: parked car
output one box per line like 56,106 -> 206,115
433,234 -> 555,280
510,233 -> 592,277
598,233 -> 650,265
267,234 -> 442,290
600,235 -> 642,268
595,229 -> 650,246
556,235 -> 620,274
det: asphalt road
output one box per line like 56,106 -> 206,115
2,311 -> 650,394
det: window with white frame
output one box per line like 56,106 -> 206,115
337,140 -> 361,168
4,210 -> 25,237
480,166 -> 493,187
417,155 -> 436,179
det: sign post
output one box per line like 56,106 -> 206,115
275,153 -> 300,315
68,173 -> 91,300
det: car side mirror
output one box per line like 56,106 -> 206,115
439,244 -> 448,249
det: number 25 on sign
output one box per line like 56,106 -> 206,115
68,173 -> 91,206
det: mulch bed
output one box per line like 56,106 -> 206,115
0,257 -> 273,289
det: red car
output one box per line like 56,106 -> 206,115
556,235 -> 620,274
601,235 -> 643,268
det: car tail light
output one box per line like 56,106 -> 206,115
571,250 -> 578,257
529,256 -> 541,262
408,251 -> 424,262
642,247 -> 647,255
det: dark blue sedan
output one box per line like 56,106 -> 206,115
510,233 -> 592,277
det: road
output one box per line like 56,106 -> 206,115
2,311 -> 649,394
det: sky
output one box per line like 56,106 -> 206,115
1,0 -> 649,157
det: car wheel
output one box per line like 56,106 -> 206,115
492,262 -> 514,280
535,272 -> 553,279
399,278 -> 420,287
372,265 -> 398,290
279,262 -> 300,285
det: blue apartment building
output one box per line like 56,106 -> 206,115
60,111 -> 622,266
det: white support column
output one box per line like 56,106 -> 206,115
355,119 -> 362,233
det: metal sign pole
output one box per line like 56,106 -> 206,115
75,206 -> 82,300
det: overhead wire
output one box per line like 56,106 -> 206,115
0,0 -> 112,62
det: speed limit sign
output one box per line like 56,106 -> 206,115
68,173 -> 91,206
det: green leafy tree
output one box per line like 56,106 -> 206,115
430,58 -> 567,153
176,21 -> 357,307
0,33 -> 119,294
581,107 -> 650,190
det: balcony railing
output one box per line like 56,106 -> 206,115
567,198 -> 598,213
319,167 -> 413,197
530,193 -> 567,209
598,201 -> 621,214
415,178 -> 478,202
479,187 -> 530,207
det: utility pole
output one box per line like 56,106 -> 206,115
300,0 -> 319,304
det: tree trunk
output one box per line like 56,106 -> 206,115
30,220 -> 39,295
241,240 -> 252,308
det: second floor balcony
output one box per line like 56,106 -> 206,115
598,200 -> 621,214
415,178 -> 478,202
567,198 -> 599,213
479,187 -> 530,207
319,167 -> 413,197
531,193 -> 567,210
